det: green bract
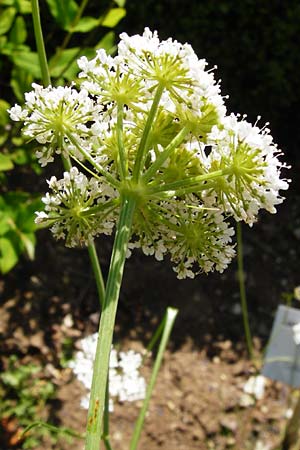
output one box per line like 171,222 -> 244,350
9,28 -> 289,278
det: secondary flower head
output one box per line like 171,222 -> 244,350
205,114 -> 289,224
9,84 -> 100,166
36,167 -> 117,247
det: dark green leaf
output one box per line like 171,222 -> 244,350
11,50 -> 41,78
45,0 -> 78,30
10,148 -> 29,165
49,47 -> 80,78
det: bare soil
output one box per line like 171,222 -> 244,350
1,161 -> 299,450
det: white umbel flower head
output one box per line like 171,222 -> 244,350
36,167 -> 117,247
68,334 -> 146,412
206,114 -> 289,224
9,84 -> 100,166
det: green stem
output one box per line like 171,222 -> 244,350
102,379 -> 112,450
132,83 -> 164,181
85,195 -> 136,450
31,0 -> 51,86
88,239 -> 106,308
236,221 -> 253,359
148,169 -> 226,195
142,125 -> 190,182
66,133 -> 121,189
130,307 -> 178,450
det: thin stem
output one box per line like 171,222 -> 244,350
102,379 -> 112,450
132,83 -> 164,181
148,169 -> 226,195
130,307 -> 178,450
66,133 -> 121,189
142,125 -> 190,183
31,0 -> 51,86
117,102 -> 127,179
236,221 -> 253,359
85,195 -> 136,450
88,240 -> 106,308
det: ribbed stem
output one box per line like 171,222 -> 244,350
85,195 -> 136,450
31,0 -> 51,86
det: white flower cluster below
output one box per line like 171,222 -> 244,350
68,333 -> 146,412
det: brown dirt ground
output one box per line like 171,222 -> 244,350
0,161 -> 299,450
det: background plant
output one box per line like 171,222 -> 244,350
0,355 -> 55,449
0,0 -> 126,274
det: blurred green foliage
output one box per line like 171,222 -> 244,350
0,0 -> 126,274
0,355 -> 55,449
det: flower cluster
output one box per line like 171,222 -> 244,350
68,333 -> 146,411
35,167 -> 118,247
9,28 -> 289,277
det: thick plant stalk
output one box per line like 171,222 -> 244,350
85,195 -> 136,450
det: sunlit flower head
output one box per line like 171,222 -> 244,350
205,114 -> 289,224
36,167 -> 118,246
9,84 -> 100,166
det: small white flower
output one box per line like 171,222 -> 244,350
243,375 -> 266,400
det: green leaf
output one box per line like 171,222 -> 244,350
71,16 -> 99,33
0,236 -> 19,273
16,197 -> 42,232
16,0 -> 32,14
0,7 -> 16,36
95,31 -> 116,53
11,50 -> 41,78
45,0 -> 78,30
10,148 -> 29,165
0,35 -> 8,51
49,47 -> 80,78
0,153 -> 14,171
101,8 -> 126,28
0,210 -> 11,235
9,15 -> 27,44
0,1 -> 15,6
0,99 -> 10,126
20,232 -> 35,260
10,66 -> 34,101
113,0 -> 126,7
